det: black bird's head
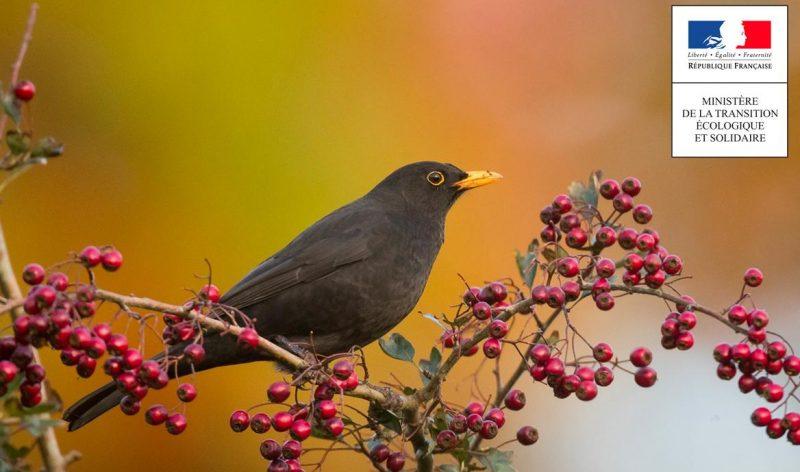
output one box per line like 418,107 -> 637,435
368,161 -> 502,217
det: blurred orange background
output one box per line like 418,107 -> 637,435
1,1 -> 798,470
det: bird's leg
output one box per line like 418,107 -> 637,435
268,335 -> 317,365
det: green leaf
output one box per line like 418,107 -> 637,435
567,170 -> 602,218
478,448 -> 516,472
546,330 -> 560,346
437,465 -> 460,472
542,244 -> 568,263
2,443 -> 30,461
419,347 -> 442,385
21,416 -> 61,437
20,402 -> 59,415
1,94 -> 21,124
30,136 -> 64,158
514,239 -> 539,288
5,130 -> 31,155
379,333 -> 415,362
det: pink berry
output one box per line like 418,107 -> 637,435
166,413 -> 187,435
229,410 -> 250,432
744,268 -> 763,287
13,81 -> 36,101
22,263 -> 45,285
101,248 -> 123,271
599,179 -> 620,199
267,381 -> 291,403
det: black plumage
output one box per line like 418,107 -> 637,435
63,161 -> 500,431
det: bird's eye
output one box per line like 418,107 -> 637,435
426,171 -> 445,186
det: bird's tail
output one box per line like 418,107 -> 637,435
63,333 -> 261,431
63,345 -> 189,431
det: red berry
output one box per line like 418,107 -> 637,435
766,418 -> 786,439
271,411 -> 293,432
482,338 -> 502,358
662,255 -> 682,275
529,344 -> 551,364
576,380 -> 598,401
290,419 -> 311,441
369,444 -> 390,463
677,311 -> 697,330
764,383 -> 784,403
119,395 -> 140,415
643,253 -> 662,274
504,389 -> 526,410
557,257 -> 580,278
635,233 -> 656,252
676,295 -> 695,312
544,358 -> 565,377
261,439 -> 283,460
386,452 -> 405,472
107,334 -> 129,355
781,413 -> 800,432
784,355 -> 800,376
595,226 -> 617,247
621,177 -> 641,196
229,410 -> 250,432
517,425 -> 539,445
634,367 -> 657,387
545,286 -> 565,308
751,407 -> 771,426
480,420 -> 499,439
466,413 -> 483,432
484,408 -> 505,428
47,272 -> 69,291
282,439 -> 302,459
599,178 -> 621,198
332,360 -> 354,380
101,248 -> 123,271
436,429 -> 458,450
713,343 -> 732,363
530,284 -> 548,304
594,292 -> 615,311
675,332 -> 694,351
463,287 -> 480,307
593,343 -> 613,362
748,327 -> 766,344
612,193 -> 633,213
0,361 -> 19,383
489,319 -> 509,339
177,383 -> 197,402
22,263 -> 45,285
200,284 -> 221,302
13,81 -> 36,101
540,225 -> 559,243
594,366 -> 614,386
237,328 -> 259,350
617,228 -> 638,249
766,342 -> 787,361
145,404 -> 169,425
661,319 -> 679,337
622,270 -> 640,286
632,204 -> 653,224
562,281 -> 581,301
565,228 -> 588,248
591,278 -> 610,298
76,355 -> 97,378
717,362 -> 736,380
166,413 -> 187,435
552,194 -> 572,214
249,412 -> 271,433
743,268 -> 763,287
79,246 -> 102,267
449,414 -> 467,434
738,375 -> 757,393
472,301 -> 492,320
183,343 -> 206,364
267,381 -> 291,403
121,348 -> 143,370
747,309 -> 769,329
595,258 -> 615,278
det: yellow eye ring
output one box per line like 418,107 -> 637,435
426,171 -> 445,186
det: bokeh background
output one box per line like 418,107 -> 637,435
1,1 -> 798,470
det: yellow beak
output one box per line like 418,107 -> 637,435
452,170 -> 503,190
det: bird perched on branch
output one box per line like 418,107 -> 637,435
64,161 -> 501,430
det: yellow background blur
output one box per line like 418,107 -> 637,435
1,1 -> 798,470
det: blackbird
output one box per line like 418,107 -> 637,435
63,161 -> 501,431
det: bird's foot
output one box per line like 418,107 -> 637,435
268,335 -> 317,365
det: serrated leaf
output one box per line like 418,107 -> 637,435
567,170 -> 602,218
379,333 -> 415,362
478,448 -> 515,472
419,347 -> 442,385
5,130 -> 31,155
1,94 -> 21,124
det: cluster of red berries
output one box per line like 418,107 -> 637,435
711,270 -> 800,444
230,360 -> 360,471
368,443 -> 406,471
431,396 -> 538,456
14,246 -> 217,435
439,281 -> 512,358
527,342 -> 656,400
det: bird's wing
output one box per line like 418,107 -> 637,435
219,225 -> 372,310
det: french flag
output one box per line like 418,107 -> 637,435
688,20 -> 771,49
